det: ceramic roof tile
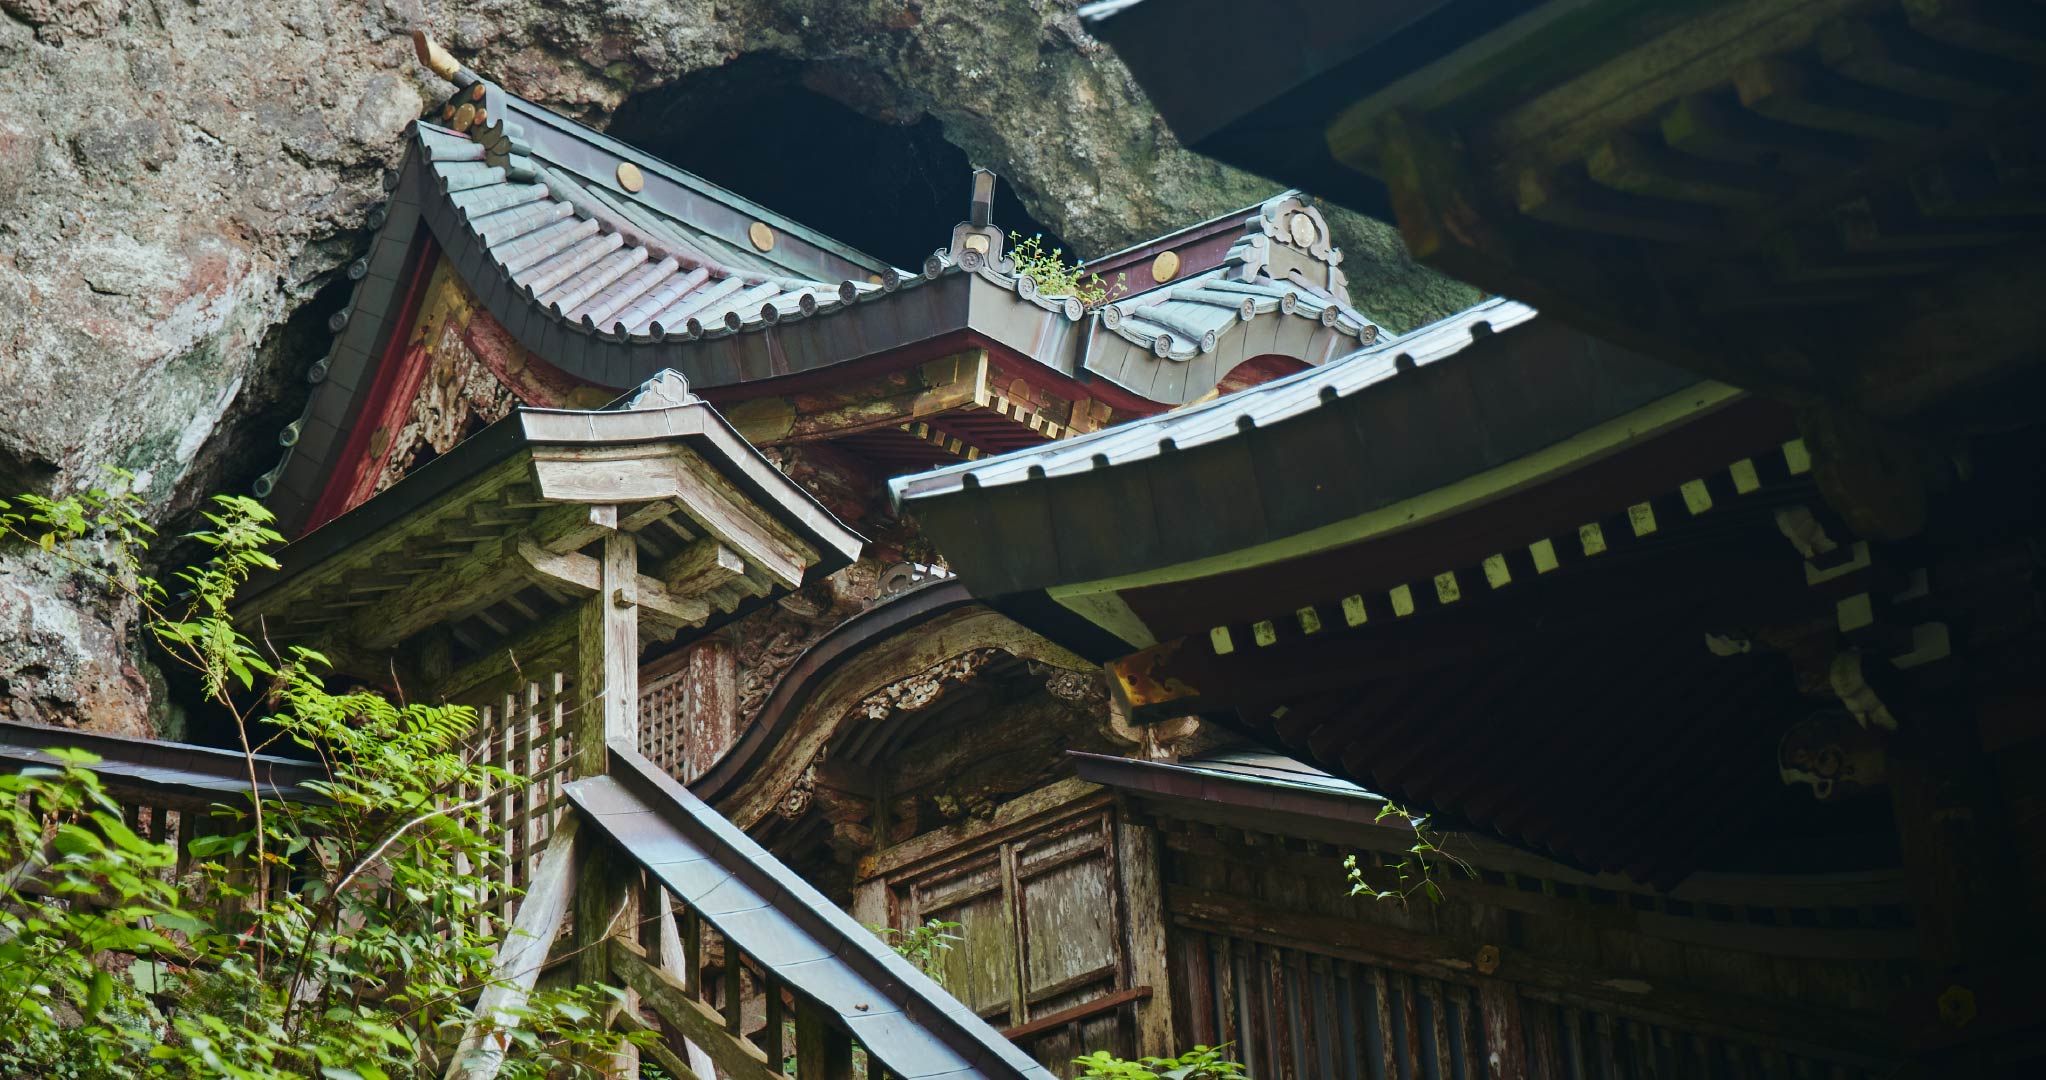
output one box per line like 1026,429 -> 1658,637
413,121 -> 892,343
893,296 -> 1533,499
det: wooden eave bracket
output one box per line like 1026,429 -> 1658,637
528,444 -> 814,591
513,536 -> 712,627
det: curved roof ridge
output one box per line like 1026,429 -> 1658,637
891,295 -> 1532,501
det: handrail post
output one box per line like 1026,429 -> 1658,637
794,997 -> 855,1080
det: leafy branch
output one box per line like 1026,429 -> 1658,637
0,481 -> 648,1078
1075,1043 -> 1247,1079
870,918 -> 961,988
1345,802 -> 1474,909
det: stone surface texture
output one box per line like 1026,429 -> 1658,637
0,0 -> 1474,733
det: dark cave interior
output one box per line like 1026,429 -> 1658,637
607,56 -> 1060,268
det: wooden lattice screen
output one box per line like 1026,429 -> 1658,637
636,669 -> 690,780
460,671 -> 575,929
1173,929 -> 1887,1080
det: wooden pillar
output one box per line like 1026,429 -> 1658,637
1116,814 -> 1178,1058
1477,981 -> 1528,1080
848,877 -> 888,930
795,998 -> 855,1080
571,523 -> 641,1076
681,635 -> 736,783
574,523 -> 640,779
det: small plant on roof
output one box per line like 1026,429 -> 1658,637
1008,231 -> 1126,308
1345,801 -> 1474,909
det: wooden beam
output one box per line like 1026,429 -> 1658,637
655,890 -> 721,1080
446,817 -> 580,1080
608,939 -> 782,1080
1116,818 -> 1177,1057
1887,704 -> 2016,975
530,502 -> 620,555
721,349 -> 988,447
530,444 -> 813,590
1000,986 -> 1152,1042
434,609 -> 578,702
516,537 -> 712,627
348,536 -> 524,651
573,528 -> 639,780
615,1009 -> 707,1080
658,537 -> 747,597
1734,56 -> 1944,142
1370,109 -> 1826,407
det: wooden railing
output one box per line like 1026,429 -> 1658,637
1,710 -> 1046,1079
544,741 -> 1051,1080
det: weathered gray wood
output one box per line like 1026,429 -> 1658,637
659,537 -> 747,595
516,536 -> 710,626
615,1009 -> 708,1080
529,502 -> 618,554
795,997 -> 855,1080
1115,816 -> 1177,1058
608,938 -> 782,1080
527,443 -> 815,590
656,890 -> 721,1080
446,816 -> 581,1080
572,527 -> 639,780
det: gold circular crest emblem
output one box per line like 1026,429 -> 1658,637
1288,211 -> 1318,249
616,162 -> 645,194
1151,249 -> 1181,283
749,221 -> 776,252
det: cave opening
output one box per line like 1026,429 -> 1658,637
608,57 -> 1060,269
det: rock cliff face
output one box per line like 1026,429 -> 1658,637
0,0 -> 1475,732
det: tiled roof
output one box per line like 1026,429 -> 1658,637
893,296 -> 1532,500
1095,242 -> 1377,363
418,123 -> 906,342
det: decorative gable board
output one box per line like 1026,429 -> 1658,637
304,254 -> 602,532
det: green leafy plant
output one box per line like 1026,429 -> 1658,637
0,480 -> 649,1077
1345,802 -> 1473,909
1007,232 -> 1126,308
1075,1043 -> 1247,1079
870,918 -> 962,987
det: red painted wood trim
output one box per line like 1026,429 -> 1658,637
302,231 -> 442,534
1000,985 -> 1152,1041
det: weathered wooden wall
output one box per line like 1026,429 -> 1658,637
853,782 -> 1164,1075
1157,818 -> 1913,1079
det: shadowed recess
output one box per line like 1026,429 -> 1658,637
609,56 -> 1060,268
